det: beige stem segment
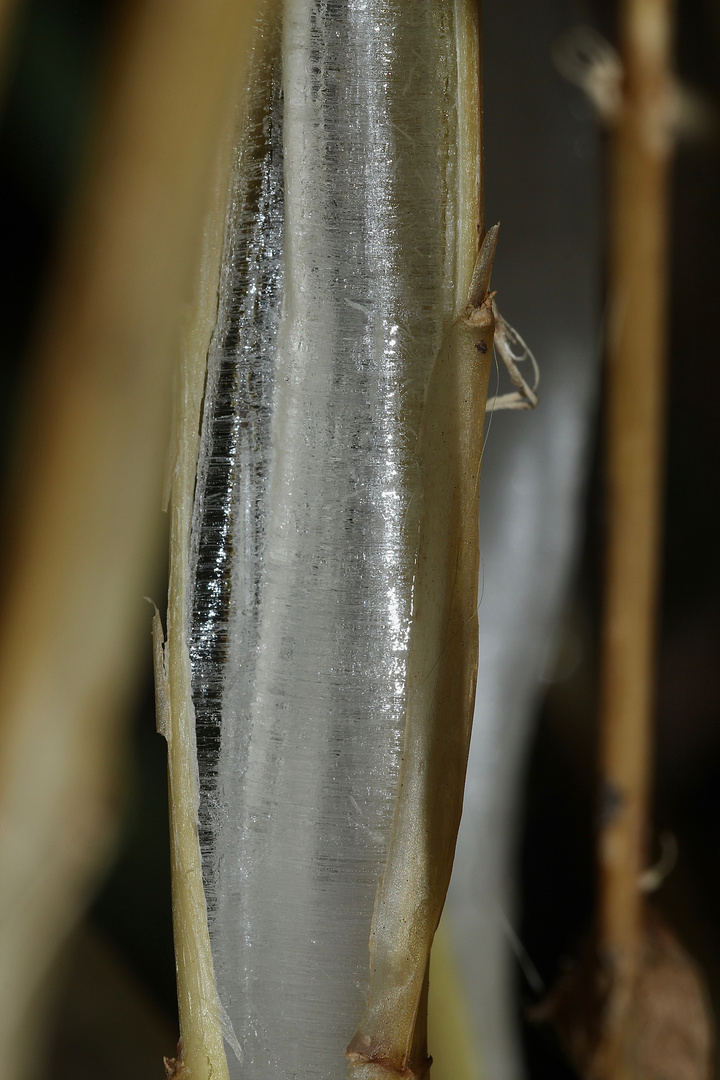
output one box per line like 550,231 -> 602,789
346,254 -> 495,1080
596,0 -> 674,1076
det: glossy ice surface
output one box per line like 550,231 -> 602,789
188,3 -> 467,1077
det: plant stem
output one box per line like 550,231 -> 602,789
596,0 -> 674,1075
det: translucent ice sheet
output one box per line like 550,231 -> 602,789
188,3 -> 471,1077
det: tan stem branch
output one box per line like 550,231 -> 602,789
596,0 -> 674,1075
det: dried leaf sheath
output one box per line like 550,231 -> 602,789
162,9 -> 273,1079
346,235 -> 496,1080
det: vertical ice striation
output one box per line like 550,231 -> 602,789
189,3 -> 469,1077
189,15 -> 284,914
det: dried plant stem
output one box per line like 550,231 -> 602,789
596,0 -> 674,1075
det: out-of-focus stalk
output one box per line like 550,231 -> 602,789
597,0 -> 673,1075
0,2 -> 260,1078
525,8 -> 712,1077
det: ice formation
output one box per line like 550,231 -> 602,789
187,3 -> 475,1077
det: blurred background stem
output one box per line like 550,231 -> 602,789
596,1 -> 674,1075
0,2 -> 259,1077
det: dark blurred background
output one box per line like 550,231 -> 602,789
0,1 -> 718,1078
